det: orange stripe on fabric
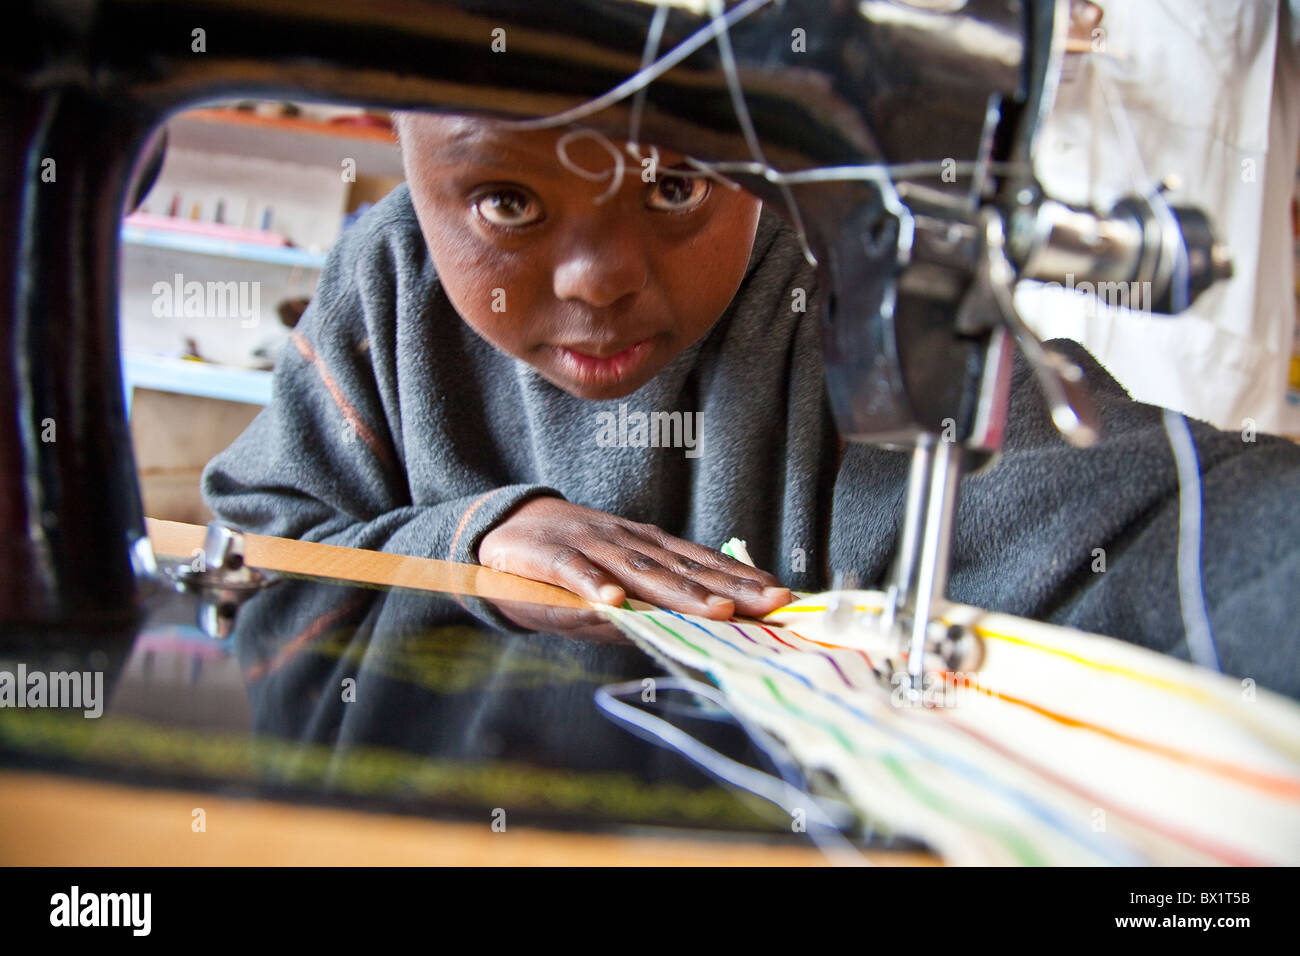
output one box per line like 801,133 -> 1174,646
292,331 -> 395,472
769,605 -> 1285,751
934,707 -> 1267,866
949,672 -> 1300,802
787,628 -> 875,670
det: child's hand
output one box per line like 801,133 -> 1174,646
477,497 -> 791,620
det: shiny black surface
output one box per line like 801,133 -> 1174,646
0,568 -> 921,847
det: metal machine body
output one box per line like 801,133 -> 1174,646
3,1 -> 1229,685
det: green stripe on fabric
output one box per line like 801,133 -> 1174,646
632,605 -> 1049,865
759,673 -> 1044,865
761,675 -> 857,753
645,613 -> 712,658
880,753 -> 1046,866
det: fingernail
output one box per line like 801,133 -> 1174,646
598,585 -> 624,605
706,595 -> 732,610
762,587 -> 791,603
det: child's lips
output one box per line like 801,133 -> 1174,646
553,339 -> 656,386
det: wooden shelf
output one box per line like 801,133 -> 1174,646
167,108 -> 405,180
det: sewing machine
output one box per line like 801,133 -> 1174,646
3,0 -> 1230,694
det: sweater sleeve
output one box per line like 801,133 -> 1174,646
200,203 -> 562,566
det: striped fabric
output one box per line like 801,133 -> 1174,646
601,592 -> 1300,865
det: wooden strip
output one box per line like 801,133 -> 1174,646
147,518 -> 588,609
0,770 -> 938,866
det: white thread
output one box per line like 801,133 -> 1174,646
1161,408 -> 1221,672
683,154 -> 742,190
707,159 -> 1021,185
595,677 -> 874,866
626,2 -> 671,158
1090,62 -> 1212,664
556,128 -> 626,204
505,0 -> 776,131
504,0 -> 825,261
556,127 -> 744,204
504,0 -> 1025,270
705,0 -> 817,265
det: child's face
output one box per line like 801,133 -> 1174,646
399,114 -> 762,400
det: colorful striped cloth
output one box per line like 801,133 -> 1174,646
600,592 -> 1300,865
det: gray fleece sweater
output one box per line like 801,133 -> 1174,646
203,184 -> 1300,697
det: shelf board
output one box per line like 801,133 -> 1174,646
123,351 -> 274,409
122,224 -> 327,269
183,108 -> 398,145
167,109 -> 405,180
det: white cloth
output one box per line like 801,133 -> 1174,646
603,592 -> 1300,865
1016,0 -> 1299,433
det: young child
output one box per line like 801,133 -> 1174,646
203,112 -> 1300,697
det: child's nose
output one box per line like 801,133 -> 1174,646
552,234 -> 648,308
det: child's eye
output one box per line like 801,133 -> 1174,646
473,187 -> 544,228
646,174 -> 710,212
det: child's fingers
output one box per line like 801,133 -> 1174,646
626,522 -> 784,589
618,538 -> 789,618
548,547 -> 629,606
478,500 -> 786,620
499,536 -> 730,618
591,546 -> 739,619
489,541 -> 627,607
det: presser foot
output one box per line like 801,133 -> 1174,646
877,618 -> 984,707
826,592 -> 984,707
